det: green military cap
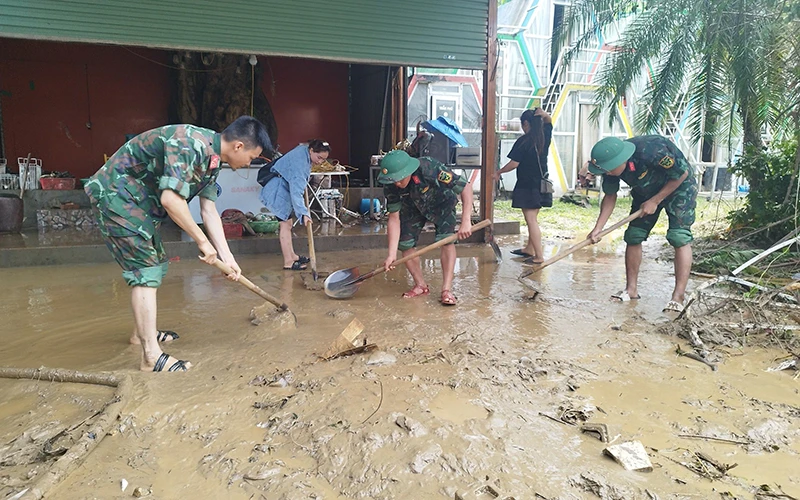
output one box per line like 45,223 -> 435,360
377,150 -> 420,184
588,137 -> 636,175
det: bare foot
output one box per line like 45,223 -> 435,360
140,352 -> 192,372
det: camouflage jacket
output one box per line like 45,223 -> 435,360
85,125 -> 221,239
384,157 -> 467,215
602,135 -> 694,200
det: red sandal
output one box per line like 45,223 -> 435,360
402,284 -> 430,298
440,290 -> 457,306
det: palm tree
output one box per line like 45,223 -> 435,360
552,0 -> 799,156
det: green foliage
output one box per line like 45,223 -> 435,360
554,0 -> 800,147
694,248 -> 800,276
694,249 -> 761,275
728,140 -> 799,245
494,195 -> 735,241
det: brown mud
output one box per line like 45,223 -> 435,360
1,235 -> 798,499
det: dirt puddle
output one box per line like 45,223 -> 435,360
1,234 -> 798,499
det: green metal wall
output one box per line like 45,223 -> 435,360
0,0 -> 489,69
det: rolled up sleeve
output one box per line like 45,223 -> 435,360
158,138 -> 197,199
384,186 -> 402,213
198,173 -> 220,201
602,175 -> 621,195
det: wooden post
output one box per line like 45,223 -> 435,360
480,0 -> 499,232
390,66 -> 407,146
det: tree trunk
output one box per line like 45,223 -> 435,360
740,102 -> 764,189
783,126 -> 800,205
172,52 -> 278,149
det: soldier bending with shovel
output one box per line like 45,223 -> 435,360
377,150 -> 473,306
582,136 -> 698,313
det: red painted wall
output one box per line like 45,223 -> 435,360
258,56 -> 349,163
0,38 -> 171,179
0,38 -> 350,180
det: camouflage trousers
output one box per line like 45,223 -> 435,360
625,176 -> 698,248
398,201 -> 458,251
90,206 -> 169,287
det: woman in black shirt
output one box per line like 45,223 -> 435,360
494,108 -> 553,263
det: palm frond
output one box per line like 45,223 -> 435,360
555,0 -> 800,149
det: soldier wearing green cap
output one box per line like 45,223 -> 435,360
582,135 -> 698,313
377,150 -> 474,306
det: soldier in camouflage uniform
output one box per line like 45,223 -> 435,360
85,116 -> 271,372
583,135 -> 698,312
377,150 -> 473,306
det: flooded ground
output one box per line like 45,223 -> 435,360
1,233 -> 798,499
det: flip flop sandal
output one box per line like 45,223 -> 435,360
283,260 -> 307,271
402,284 -> 430,298
156,330 -> 179,342
297,255 -> 311,265
510,249 -> 533,258
152,352 -> 190,372
523,256 -> 545,265
662,300 -> 685,313
440,290 -> 457,306
611,290 -> 641,302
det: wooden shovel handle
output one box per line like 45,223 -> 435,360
355,219 -> 492,284
212,259 -> 288,311
303,191 -> 317,273
522,209 -> 644,275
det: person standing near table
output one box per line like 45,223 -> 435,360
494,108 -> 553,264
85,116 -> 271,372
259,140 -> 331,270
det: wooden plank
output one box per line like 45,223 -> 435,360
480,0 -> 498,227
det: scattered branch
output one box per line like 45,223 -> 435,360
677,434 -> 751,445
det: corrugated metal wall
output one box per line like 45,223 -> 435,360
0,0 -> 489,69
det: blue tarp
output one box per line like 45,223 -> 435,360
424,116 -> 469,147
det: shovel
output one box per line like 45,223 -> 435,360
212,259 -> 292,313
519,209 -> 644,279
303,190 -> 318,281
325,219 -> 497,299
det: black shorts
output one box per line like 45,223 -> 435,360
511,187 -> 552,209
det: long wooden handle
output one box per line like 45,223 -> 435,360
354,219 -> 492,284
212,259 -> 289,311
303,191 -> 317,275
522,209 -> 643,275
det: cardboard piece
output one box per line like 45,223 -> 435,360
321,318 -> 364,359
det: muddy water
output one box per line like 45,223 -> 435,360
1,234 -> 798,499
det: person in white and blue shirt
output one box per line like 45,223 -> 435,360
259,140 -> 330,270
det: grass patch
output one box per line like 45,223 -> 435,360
494,193 -> 740,241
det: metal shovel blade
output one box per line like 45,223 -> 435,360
324,267 -> 361,299
486,227 -> 502,262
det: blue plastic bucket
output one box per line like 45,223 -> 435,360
360,198 -> 381,215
